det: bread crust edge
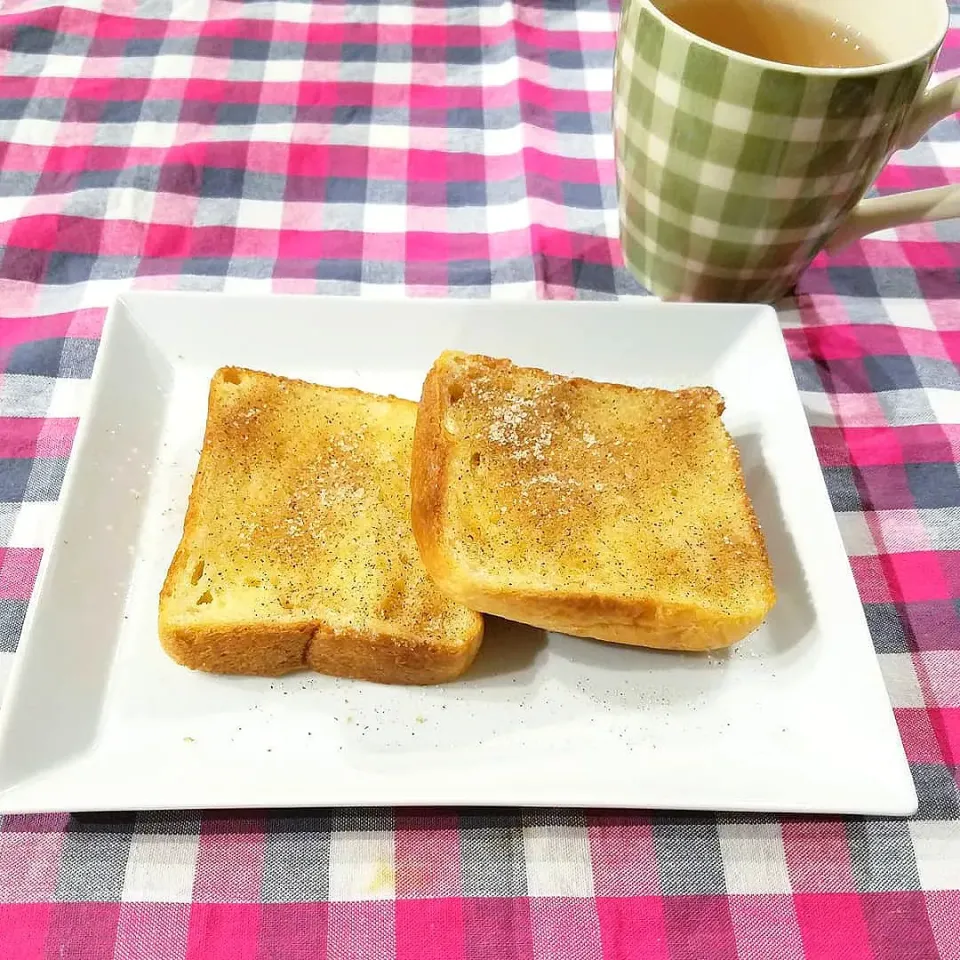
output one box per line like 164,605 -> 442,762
410,352 -> 463,603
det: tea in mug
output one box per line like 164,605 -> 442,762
656,0 -> 885,68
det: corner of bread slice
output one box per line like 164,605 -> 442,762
210,364 -> 262,393
157,536 -> 311,676
159,616 -> 315,677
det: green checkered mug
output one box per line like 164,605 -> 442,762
614,0 -> 960,301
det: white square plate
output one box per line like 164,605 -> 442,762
0,293 -> 916,816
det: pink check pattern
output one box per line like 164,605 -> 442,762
1,0 -> 959,957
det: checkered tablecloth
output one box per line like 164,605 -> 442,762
1,0 -> 959,956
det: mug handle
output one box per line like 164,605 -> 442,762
825,76 -> 960,251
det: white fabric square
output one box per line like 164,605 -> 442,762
490,281 -> 538,300
481,59 -> 515,87
122,831 -> 200,903
878,652 -> 926,708
577,8 -> 615,33
719,822 -> 792,895
10,119 -> 58,147
800,391 -> 838,427
835,510 -> 877,557
485,198 -> 526,234
363,203 -> 408,233
263,59 -> 304,83
8,501 -> 57,551
0,654 -> 13,703
248,122 -> 295,144
375,2 -> 414,25
327,829 -> 395,901
484,126 -> 525,157
235,198 -> 285,231
928,388 -> 960,424
523,822 -> 595,897
585,64 -> 615,93
130,121 -> 178,148
372,60 -> 413,86
221,276 -> 274,294
367,123 -> 412,152
879,299 -> 937,330
911,822 -> 960,890
150,55 -> 194,80
281,0 -> 313,22
46,377 -> 90,419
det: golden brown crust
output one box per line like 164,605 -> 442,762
410,351 -> 776,652
307,625 -> 479,685
159,366 -> 483,684
158,620 -> 481,684
160,622 -> 314,677
421,579 -> 766,651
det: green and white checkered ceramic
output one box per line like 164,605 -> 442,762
613,0 -> 939,302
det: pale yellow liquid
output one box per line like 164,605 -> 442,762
657,0 -> 885,68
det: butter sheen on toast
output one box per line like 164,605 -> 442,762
410,351 -> 776,651
159,367 -> 483,683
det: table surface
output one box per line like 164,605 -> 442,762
0,0 -> 958,957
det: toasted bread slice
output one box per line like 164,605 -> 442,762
411,351 -> 775,651
159,367 -> 483,683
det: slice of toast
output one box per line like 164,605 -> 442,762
411,351 -> 775,651
159,367 -> 483,683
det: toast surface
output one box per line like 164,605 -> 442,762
159,367 -> 483,683
411,351 -> 775,651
